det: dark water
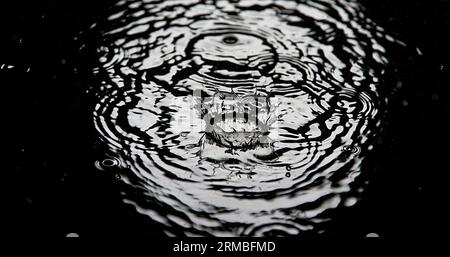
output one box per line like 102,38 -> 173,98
4,0 -> 448,238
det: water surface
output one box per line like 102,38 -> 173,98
88,0 -> 399,236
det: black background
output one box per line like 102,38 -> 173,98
2,0 -> 448,240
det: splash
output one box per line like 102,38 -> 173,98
88,0 -> 399,236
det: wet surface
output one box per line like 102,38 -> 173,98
4,0 -> 448,238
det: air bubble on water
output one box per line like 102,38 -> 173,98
102,158 -> 116,167
285,172 -> 291,178
185,144 -> 195,150
95,157 -> 121,171
342,145 -> 359,154
223,35 -> 238,44
286,165 -> 291,171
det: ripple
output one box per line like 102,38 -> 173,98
87,0 -> 400,236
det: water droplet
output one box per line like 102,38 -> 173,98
66,233 -> 79,238
416,47 -> 422,56
344,197 -> 357,207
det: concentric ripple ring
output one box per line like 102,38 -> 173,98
88,0 -> 400,236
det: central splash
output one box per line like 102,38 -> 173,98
88,0 -> 399,236
201,91 -> 277,148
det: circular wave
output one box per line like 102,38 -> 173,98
88,0 -> 399,236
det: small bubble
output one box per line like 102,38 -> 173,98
286,165 -> 291,171
185,144 -> 195,150
366,233 -> 379,238
115,174 -> 121,180
102,158 -> 116,168
95,158 -> 121,171
342,145 -> 359,154
285,172 -> 291,177
66,233 -> 79,238
223,35 -> 238,44
402,100 -> 408,107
